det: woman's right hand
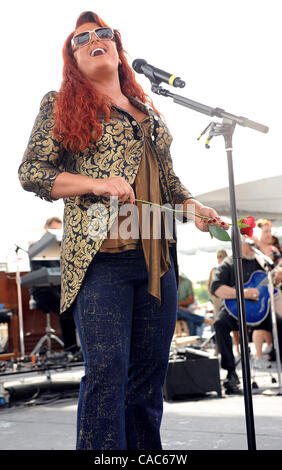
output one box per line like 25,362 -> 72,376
92,176 -> 135,205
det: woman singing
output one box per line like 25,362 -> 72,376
18,11 -> 228,450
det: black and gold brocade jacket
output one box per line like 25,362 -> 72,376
18,91 -> 193,314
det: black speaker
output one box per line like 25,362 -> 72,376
163,350 -> 222,401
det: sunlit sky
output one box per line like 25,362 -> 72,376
2,0 -> 282,279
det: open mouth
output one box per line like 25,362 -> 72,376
90,48 -> 106,57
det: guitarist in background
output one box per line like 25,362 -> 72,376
210,237 -> 273,394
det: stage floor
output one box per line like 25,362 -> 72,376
0,354 -> 282,451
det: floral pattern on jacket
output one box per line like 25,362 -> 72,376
18,91 -> 193,314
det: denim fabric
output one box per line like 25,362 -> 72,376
73,248 -> 177,450
177,307 -> 205,336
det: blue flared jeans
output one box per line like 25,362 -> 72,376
73,248 -> 177,450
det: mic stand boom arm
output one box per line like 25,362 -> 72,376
150,83 -> 269,134
150,82 -> 269,451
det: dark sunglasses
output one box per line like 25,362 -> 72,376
71,27 -> 115,50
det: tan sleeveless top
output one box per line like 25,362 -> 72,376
100,117 -> 175,304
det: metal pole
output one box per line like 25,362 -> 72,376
225,126 -> 256,450
15,252 -> 25,357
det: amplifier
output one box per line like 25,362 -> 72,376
163,350 -> 222,401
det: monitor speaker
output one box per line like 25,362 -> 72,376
163,352 -> 222,401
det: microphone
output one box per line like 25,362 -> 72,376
246,240 -> 274,266
132,58 -> 185,88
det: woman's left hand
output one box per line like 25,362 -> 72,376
190,202 -> 229,233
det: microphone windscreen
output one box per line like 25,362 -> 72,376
132,58 -> 147,73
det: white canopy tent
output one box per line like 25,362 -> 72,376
196,175 -> 282,225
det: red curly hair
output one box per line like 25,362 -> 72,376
53,11 -> 158,152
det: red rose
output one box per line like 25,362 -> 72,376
240,216 -> 256,237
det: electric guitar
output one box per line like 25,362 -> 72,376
224,270 -> 279,326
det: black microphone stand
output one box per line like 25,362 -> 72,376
148,79 -> 269,451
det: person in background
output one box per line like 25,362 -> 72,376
271,235 -> 282,259
275,267 -> 282,285
207,249 -> 229,354
208,249 -> 228,318
274,267 -> 282,361
254,219 -> 281,262
177,273 -> 213,337
44,216 -> 62,231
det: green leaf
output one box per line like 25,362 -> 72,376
238,223 -> 250,228
209,224 -> 231,241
